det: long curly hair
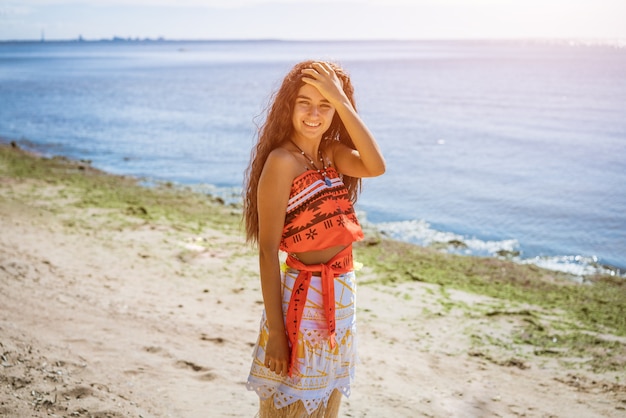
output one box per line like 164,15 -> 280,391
243,60 -> 362,244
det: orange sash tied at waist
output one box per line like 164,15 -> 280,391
284,245 -> 354,377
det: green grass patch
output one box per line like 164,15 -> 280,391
0,142 -> 242,234
355,236 -> 626,337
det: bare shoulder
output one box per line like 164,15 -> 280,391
261,146 -> 301,182
267,146 -> 295,165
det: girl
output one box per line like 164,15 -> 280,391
243,60 -> 385,417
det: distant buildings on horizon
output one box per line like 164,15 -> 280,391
32,30 -> 167,43
52,35 -> 168,43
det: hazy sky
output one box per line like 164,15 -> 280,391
1,0 -> 625,41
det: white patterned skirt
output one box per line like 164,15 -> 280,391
246,268 -> 358,415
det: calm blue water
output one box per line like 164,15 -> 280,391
1,40 -> 625,275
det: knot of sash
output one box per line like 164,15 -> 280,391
284,245 -> 354,377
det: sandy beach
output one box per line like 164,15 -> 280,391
1,143 -> 625,417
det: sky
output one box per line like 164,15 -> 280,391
1,0 -> 625,41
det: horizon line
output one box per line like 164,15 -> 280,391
2,36 -> 625,44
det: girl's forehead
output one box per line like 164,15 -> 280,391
296,84 -> 328,102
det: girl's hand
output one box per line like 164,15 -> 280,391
301,62 -> 349,107
264,330 -> 290,376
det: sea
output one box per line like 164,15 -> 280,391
1,39 -> 625,276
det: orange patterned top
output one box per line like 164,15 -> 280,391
280,166 -> 363,253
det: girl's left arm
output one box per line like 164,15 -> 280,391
302,62 -> 386,178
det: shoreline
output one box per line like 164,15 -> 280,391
5,137 -> 623,278
372,219 -> 625,279
1,141 -> 625,417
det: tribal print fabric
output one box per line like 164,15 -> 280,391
246,268 -> 358,414
280,167 -> 363,253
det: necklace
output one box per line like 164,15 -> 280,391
290,140 -> 332,187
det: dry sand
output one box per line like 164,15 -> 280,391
1,173 -> 625,417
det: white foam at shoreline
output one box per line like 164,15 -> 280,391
371,219 -> 621,278
520,255 -> 604,279
374,219 -> 519,255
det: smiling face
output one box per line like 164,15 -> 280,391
291,84 -> 336,143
